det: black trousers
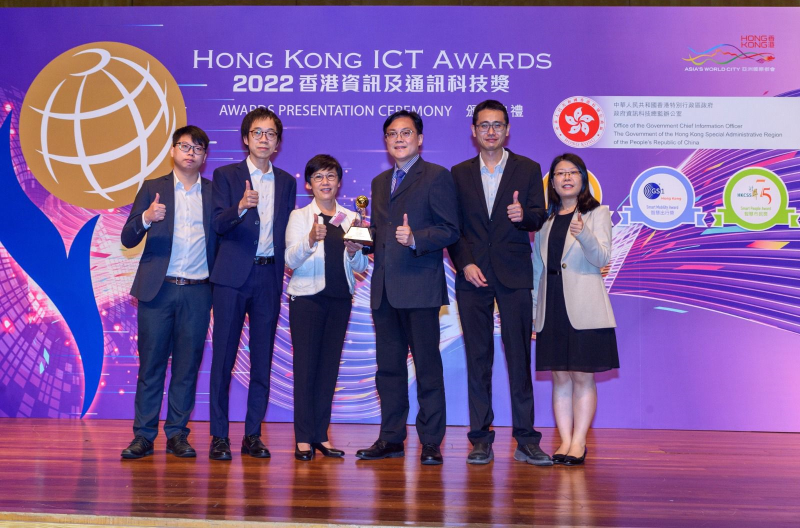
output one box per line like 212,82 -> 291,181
372,287 -> 446,445
289,294 -> 352,443
456,265 -> 541,446
133,281 -> 212,442
210,263 -> 281,438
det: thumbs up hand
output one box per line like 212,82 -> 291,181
507,190 -> 523,223
143,192 -> 166,224
238,180 -> 259,214
395,213 -> 415,247
569,211 -> 584,236
309,214 -> 327,246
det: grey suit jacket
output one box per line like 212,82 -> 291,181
532,206 -> 616,331
121,173 -> 217,302
369,157 -> 460,310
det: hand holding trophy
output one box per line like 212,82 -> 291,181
344,195 -> 373,249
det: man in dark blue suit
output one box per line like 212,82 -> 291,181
120,125 -> 217,459
448,100 -> 550,466
356,110 -> 459,465
208,108 -> 297,461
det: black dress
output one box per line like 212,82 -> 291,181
535,213 -> 620,373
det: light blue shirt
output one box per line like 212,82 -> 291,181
246,156 -> 275,257
480,148 -> 508,216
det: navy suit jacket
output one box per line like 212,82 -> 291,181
448,150 -> 546,291
210,159 -> 296,288
369,157 -> 459,310
121,173 -> 217,303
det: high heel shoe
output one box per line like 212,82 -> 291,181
311,442 -> 345,458
552,453 -> 568,465
564,447 -> 587,466
295,444 -> 314,461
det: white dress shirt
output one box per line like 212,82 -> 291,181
150,173 -> 208,280
246,156 -> 276,257
479,148 -> 509,216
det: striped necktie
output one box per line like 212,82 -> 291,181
391,169 -> 406,195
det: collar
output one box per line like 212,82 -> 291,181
247,156 -> 273,177
173,172 -> 201,192
394,154 -> 420,175
479,148 -> 508,174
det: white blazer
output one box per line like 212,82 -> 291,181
532,205 -> 616,331
285,200 -> 369,296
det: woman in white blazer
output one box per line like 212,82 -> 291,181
285,155 -> 368,461
533,153 -> 619,466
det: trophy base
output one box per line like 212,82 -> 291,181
344,226 -> 373,246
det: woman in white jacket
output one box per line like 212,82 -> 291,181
533,153 -> 619,467
285,155 -> 368,461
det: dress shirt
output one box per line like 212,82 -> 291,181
246,156 -> 276,257
479,148 -> 509,216
144,173 -> 208,280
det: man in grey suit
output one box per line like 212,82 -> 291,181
448,100 -> 550,465
356,110 -> 459,465
120,125 -> 217,459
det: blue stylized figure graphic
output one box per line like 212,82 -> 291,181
0,113 -> 103,417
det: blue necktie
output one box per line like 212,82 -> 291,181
391,169 -> 406,195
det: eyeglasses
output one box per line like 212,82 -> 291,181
476,122 -> 507,133
554,170 -> 581,178
250,128 -> 278,141
310,172 -> 338,183
384,129 -> 415,140
174,142 -> 206,154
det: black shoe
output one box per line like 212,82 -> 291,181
466,442 -> 493,465
420,443 -> 443,465
552,453 -> 568,465
209,436 -> 232,461
166,433 -> 196,458
121,436 -> 153,459
355,439 -> 404,460
295,444 -> 314,461
311,442 -> 345,458
515,443 -> 554,466
564,447 -> 587,466
241,435 -> 270,458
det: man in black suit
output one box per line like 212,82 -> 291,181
356,110 -> 459,465
120,125 -> 217,459
448,100 -> 551,465
208,108 -> 296,461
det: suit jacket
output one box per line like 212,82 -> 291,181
448,149 -> 546,291
369,157 -> 459,310
121,172 -> 217,303
532,206 -> 616,331
209,159 -> 297,288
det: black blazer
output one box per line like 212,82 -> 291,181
448,149 -> 546,291
209,159 -> 297,289
369,157 -> 459,310
121,173 -> 217,302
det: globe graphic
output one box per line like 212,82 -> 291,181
19,42 -> 186,209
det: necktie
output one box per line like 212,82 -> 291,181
391,169 -> 406,195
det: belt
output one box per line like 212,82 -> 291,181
165,276 -> 209,285
254,256 -> 275,265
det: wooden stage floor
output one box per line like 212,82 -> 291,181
0,419 -> 798,528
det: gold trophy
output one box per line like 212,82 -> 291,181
344,195 -> 373,246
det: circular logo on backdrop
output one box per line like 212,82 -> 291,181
711,167 -> 799,231
20,42 -> 186,209
619,166 -> 706,230
552,96 -> 605,148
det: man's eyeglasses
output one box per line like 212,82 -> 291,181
310,172 -> 338,183
384,129 -> 415,140
554,170 -> 581,178
250,128 -> 278,141
476,122 -> 507,134
174,142 -> 206,154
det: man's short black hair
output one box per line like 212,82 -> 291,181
172,125 -> 209,149
472,100 -> 509,126
240,107 -> 283,143
304,154 -> 343,184
383,110 -> 423,136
